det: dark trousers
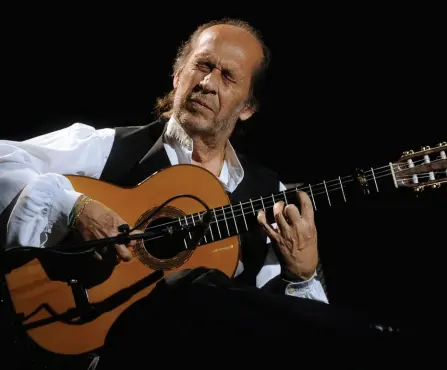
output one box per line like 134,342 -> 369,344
95,267 -> 400,369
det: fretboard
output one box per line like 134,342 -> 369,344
175,163 -> 397,246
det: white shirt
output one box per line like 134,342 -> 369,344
0,118 -> 328,303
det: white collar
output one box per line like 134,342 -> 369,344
163,116 -> 244,192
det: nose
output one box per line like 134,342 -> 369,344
199,69 -> 220,94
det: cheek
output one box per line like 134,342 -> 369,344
218,93 -> 242,116
181,70 -> 202,89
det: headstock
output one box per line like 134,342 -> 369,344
391,141 -> 447,191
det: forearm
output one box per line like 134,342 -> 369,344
0,122 -> 115,248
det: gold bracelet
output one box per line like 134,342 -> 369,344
68,195 -> 86,228
70,196 -> 92,229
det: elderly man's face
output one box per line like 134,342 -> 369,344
172,24 -> 263,138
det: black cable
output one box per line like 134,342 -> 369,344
3,194 -> 212,260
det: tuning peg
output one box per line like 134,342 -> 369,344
431,183 -> 441,189
414,185 -> 425,192
402,150 -> 414,156
421,145 -> 431,151
438,142 -> 447,147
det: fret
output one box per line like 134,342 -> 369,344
308,184 -> 317,210
271,194 -> 276,207
260,196 -> 266,212
389,162 -> 398,188
229,204 -> 239,234
178,218 -> 188,249
250,198 -> 255,215
208,212 -> 215,241
323,180 -> 331,206
193,213 -> 208,244
370,167 -> 379,192
184,216 -> 192,239
222,206 -> 230,236
213,209 -> 222,239
338,176 -> 347,202
240,201 -> 248,231
282,190 -> 288,205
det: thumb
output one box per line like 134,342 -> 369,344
257,210 -> 280,244
115,244 -> 133,261
116,229 -> 144,261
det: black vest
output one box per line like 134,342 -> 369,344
100,118 -> 279,286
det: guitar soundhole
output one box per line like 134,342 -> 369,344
134,206 -> 192,270
143,217 -> 184,259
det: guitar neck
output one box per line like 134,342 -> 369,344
180,163 -> 397,245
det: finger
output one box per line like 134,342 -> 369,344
127,229 -> 144,246
273,201 -> 290,230
284,204 -> 302,223
93,251 -> 103,261
115,244 -> 132,261
257,210 -> 281,244
296,191 -> 315,222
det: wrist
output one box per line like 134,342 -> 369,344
68,195 -> 92,229
281,267 -> 315,282
48,188 -> 83,232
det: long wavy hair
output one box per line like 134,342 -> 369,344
153,18 -> 271,120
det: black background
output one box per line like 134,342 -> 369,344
3,4 -> 446,337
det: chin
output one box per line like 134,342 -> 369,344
178,111 -> 213,134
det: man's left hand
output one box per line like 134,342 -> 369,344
257,191 -> 318,281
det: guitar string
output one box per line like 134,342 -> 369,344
362,158 -> 445,182
128,157 -> 446,235
135,168 -> 444,235
268,157 -> 443,192
365,157 -> 445,178
136,172 -> 446,246
279,157 -> 443,192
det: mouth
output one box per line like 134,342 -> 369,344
189,98 -> 213,112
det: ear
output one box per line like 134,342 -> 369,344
239,104 -> 256,121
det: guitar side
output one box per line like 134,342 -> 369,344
4,165 -> 240,355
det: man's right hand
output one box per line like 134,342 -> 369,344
74,198 -> 134,262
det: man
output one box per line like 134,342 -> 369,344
0,19 -> 327,302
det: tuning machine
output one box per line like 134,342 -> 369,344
402,149 -> 414,157
414,182 -> 442,192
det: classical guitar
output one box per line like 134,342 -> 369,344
2,142 -> 446,355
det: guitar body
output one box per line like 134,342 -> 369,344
4,165 -> 240,355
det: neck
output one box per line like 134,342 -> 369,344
178,163 -> 400,247
190,135 -> 227,176
168,115 -> 230,176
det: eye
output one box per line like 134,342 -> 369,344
196,61 -> 212,72
222,71 -> 235,83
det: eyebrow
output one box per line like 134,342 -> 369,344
195,54 -> 239,79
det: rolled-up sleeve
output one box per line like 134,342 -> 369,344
0,123 -> 115,248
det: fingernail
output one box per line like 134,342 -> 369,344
93,251 -> 103,261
